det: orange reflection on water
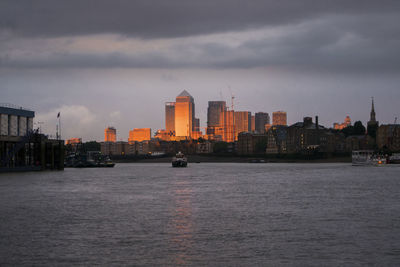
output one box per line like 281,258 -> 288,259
168,180 -> 194,266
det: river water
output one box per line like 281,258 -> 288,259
1,163 -> 400,266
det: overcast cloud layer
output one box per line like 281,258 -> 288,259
1,1 -> 399,140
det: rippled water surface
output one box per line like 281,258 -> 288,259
1,163 -> 400,266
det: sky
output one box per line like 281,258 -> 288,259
1,0 -> 399,141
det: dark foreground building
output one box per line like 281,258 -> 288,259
0,104 -> 64,172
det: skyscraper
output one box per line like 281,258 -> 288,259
255,112 -> 270,133
194,118 -> 200,132
207,101 -> 226,138
175,90 -> 195,138
234,111 -> 251,140
207,101 -> 226,127
104,126 -> 116,142
222,109 -> 235,142
165,102 -> 175,134
272,111 -> 287,126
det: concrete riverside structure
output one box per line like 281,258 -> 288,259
0,104 -> 64,172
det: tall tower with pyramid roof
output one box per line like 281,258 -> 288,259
175,90 -> 195,138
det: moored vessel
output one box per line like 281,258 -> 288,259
172,152 -> 187,167
388,153 -> 400,164
352,150 -> 386,166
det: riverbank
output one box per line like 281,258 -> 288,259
113,155 -> 351,163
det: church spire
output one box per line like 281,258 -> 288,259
369,97 -> 376,124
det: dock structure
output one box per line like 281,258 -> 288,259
0,104 -> 64,172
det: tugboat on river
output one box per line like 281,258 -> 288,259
172,151 -> 187,167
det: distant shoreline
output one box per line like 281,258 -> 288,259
113,155 -> 351,163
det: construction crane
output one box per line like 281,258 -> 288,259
228,86 -> 235,111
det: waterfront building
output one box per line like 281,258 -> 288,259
237,132 -> 268,155
175,90 -> 195,138
333,116 -> 351,130
101,141 -> 130,156
0,104 -> 64,171
234,111 -> 251,141
266,125 -> 288,154
104,127 -> 116,142
377,124 -> 400,152
255,112 -> 270,133
286,116 -> 335,154
128,128 -> 151,143
165,102 -> 175,134
0,103 -> 34,136
272,111 -> 287,126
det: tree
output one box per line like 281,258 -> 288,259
353,121 -> 366,135
341,125 -> 354,137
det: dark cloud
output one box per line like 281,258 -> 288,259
2,14 -> 400,73
1,0 -> 399,38
0,1 -> 399,74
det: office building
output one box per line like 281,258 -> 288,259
206,101 -> 226,139
104,127 -> 116,142
175,90 -> 195,138
165,102 -> 175,134
129,128 -> 151,143
255,112 -> 270,133
207,101 -> 226,127
234,111 -> 251,140
272,111 -> 287,126
222,109 -> 235,142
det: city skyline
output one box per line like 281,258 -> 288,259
17,91 -> 395,142
1,1 -> 399,141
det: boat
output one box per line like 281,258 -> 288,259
65,151 -> 115,168
172,152 -> 187,167
352,150 -> 386,166
388,153 -> 400,164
